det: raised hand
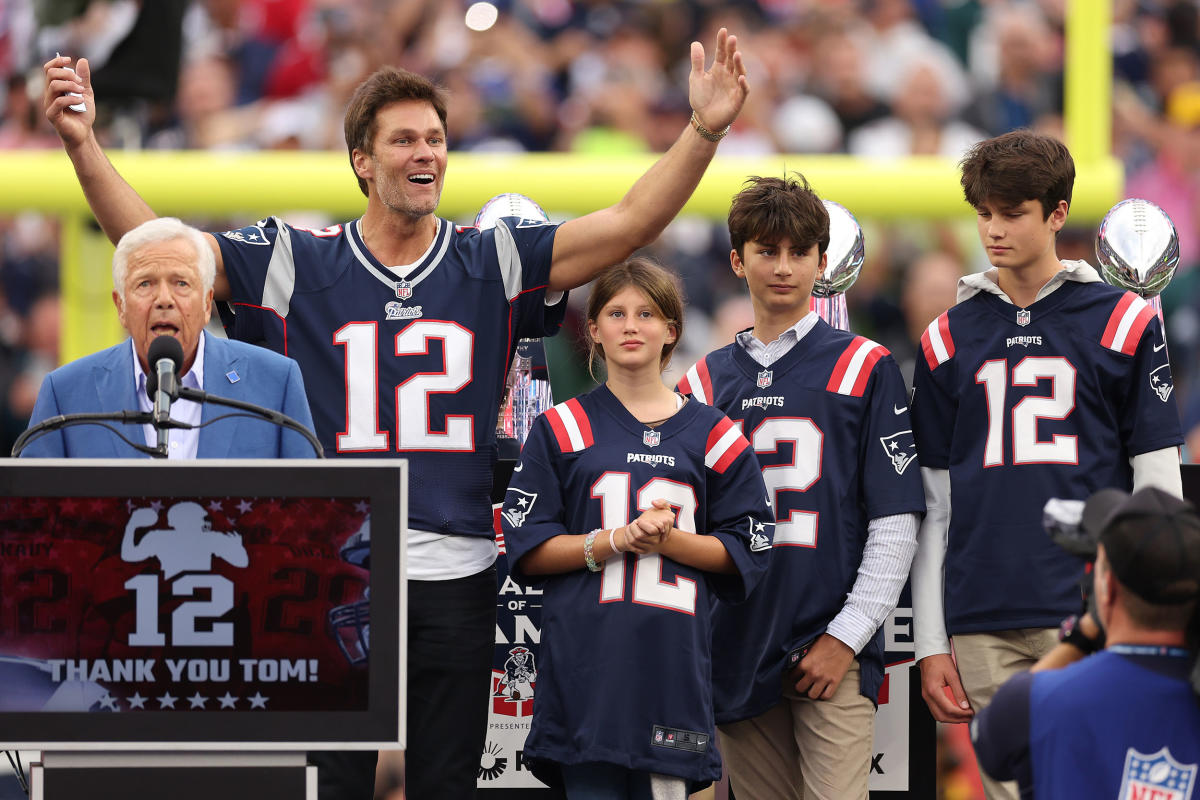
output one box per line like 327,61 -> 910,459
688,28 -> 750,134
43,55 -> 96,148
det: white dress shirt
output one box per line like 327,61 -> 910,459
133,332 -> 206,460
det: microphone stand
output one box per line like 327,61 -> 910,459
176,386 -> 325,458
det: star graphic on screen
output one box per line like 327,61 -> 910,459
157,692 -> 177,709
128,693 -> 147,709
248,692 -> 269,709
97,694 -> 118,711
59,499 -> 78,514
237,499 -> 254,514
188,693 -> 209,709
217,693 -> 239,709
207,500 -> 224,513
354,501 -> 369,514
126,499 -> 137,512
149,500 -> 164,512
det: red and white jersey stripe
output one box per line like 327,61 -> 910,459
678,358 -> 713,405
544,397 -> 594,453
826,336 -> 889,397
1101,292 -> 1156,356
705,417 -> 749,474
921,312 -> 955,370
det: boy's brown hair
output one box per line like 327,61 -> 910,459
960,130 -> 1075,219
344,67 -> 449,198
727,174 -> 829,259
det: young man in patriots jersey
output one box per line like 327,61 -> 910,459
42,31 -> 750,800
502,259 -> 773,797
909,130 -> 1184,800
677,175 -> 925,799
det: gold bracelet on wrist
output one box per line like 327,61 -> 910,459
690,111 -> 730,142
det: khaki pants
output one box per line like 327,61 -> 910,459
952,628 -> 1059,800
718,660 -> 875,800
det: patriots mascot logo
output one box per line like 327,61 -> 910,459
1150,364 -> 1174,403
747,516 -> 774,552
501,488 -> 538,528
879,430 -> 917,475
1117,747 -> 1196,800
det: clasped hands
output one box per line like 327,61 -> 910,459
619,499 -> 675,555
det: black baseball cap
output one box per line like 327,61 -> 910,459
1081,487 -> 1200,605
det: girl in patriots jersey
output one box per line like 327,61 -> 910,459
501,258 -> 773,798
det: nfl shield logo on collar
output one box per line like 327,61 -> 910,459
757,369 -> 773,388
1016,308 -> 1031,327
643,429 -> 661,447
395,280 -> 413,300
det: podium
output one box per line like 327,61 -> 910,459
0,459 -> 407,799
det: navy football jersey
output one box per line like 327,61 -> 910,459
215,216 -> 565,538
501,384 -> 773,784
972,649 -> 1200,799
678,320 -> 926,723
911,278 -> 1183,635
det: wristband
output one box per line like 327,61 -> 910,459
1058,614 -> 1103,654
584,529 -> 602,572
608,527 -> 621,554
690,111 -> 730,142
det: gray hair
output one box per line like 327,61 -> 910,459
112,218 -> 215,300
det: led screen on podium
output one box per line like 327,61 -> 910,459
0,459 -> 405,751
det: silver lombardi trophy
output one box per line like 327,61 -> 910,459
475,193 -> 557,447
1095,198 -> 1180,333
811,199 -> 865,331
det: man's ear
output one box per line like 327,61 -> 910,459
112,290 -> 126,329
1049,199 -> 1069,232
351,148 -> 373,181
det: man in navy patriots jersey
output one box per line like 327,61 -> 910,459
42,31 -> 750,800
502,259 -> 773,796
910,130 -> 1184,800
971,487 -> 1200,799
677,175 -> 925,799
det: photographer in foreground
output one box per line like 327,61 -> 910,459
971,487 -> 1200,799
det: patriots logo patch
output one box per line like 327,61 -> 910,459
1150,365 -> 1174,403
747,517 -> 774,552
879,430 -> 917,475
221,227 -> 270,246
501,488 -> 538,528
1117,747 -> 1196,800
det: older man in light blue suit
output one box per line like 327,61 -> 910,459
21,218 -> 315,458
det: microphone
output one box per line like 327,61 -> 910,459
145,335 -> 184,455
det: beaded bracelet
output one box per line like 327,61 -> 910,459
584,529 -> 602,572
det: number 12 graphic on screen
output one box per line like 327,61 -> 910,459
335,320 -> 476,452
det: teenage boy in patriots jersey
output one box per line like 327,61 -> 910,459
909,130 -> 1184,800
42,31 -> 750,800
502,259 -> 773,798
677,175 -> 926,799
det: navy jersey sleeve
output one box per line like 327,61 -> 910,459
971,671 -> 1034,795
213,217 -> 287,307
1118,314 -> 1183,455
910,324 -> 957,470
701,415 -> 774,603
500,413 -> 568,581
491,218 -> 564,340
859,356 -> 927,518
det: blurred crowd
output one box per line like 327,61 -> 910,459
3,1 -> 1200,797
